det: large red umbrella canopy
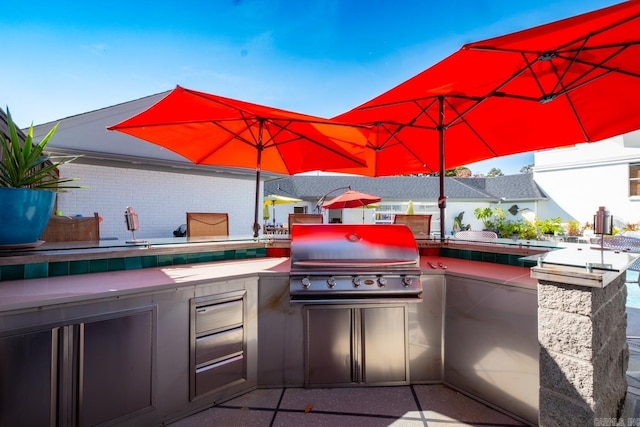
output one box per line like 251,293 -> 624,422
322,190 -> 381,209
108,86 -> 367,237
334,0 -> 640,236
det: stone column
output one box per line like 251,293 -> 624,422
537,273 -> 628,426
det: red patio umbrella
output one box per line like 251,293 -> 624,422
334,0 -> 640,238
322,190 -> 382,223
108,86 -> 367,237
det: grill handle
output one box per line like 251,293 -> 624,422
292,260 -> 417,268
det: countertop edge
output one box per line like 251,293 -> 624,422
0,256 -> 538,314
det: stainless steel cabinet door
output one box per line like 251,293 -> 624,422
362,306 -> 408,384
0,329 -> 56,426
80,310 -> 154,426
305,304 -> 409,387
306,307 -> 353,385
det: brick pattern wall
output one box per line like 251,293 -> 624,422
538,275 -> 628,426
55,163 -> 257,240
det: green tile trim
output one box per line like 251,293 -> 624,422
90,259 -> 110,273
2,264 -> 24,281
495,253 -> 511,265
24,263 -> 48,279
125,257 -> 143,270
141,256 -> 158,268
70,260 -> 90,275
157,255 -> 174,266
49,262 -> 70,277
172,254 -> 188,265
0,247 -> 300,282
107,258 -> 126,271
441,248 -> 536,269
212,251 -> 226,261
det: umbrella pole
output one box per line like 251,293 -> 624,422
253,123 -> 264,238
253,167 -> 261,238
438,96 -> 446,242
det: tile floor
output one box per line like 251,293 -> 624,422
169,384 -> 526,427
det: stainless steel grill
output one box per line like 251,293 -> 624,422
289,224 -> 423,302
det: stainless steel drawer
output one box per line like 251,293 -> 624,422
195,355 -> 244,396
195,299 -> 243,334
195,327 -> 243,366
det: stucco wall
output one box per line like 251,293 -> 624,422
534,135 -> 640,226
56,163 -> 257,240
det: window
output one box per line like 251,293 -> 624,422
630,163 -> 640,197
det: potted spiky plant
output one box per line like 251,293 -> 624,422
0,107 -> 81,246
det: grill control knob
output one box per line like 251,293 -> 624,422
402,276 -> 413,287
301,277 -> 311,289
377,276 -> 387,287
327,277 -> 337,288
352,276 -> 361,287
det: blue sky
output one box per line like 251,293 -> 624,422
1,0 -> 620,175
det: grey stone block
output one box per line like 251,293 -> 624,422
539,388 -> 594,426
539,308 -> 593,359
537,274 -> 629,426
540,348 -> 594,402
538,281 -> 595,315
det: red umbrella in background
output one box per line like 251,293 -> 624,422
108,86 -> 367,237
322,190 -> 382,223
334,0 -> 640,238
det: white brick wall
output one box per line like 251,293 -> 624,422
56,163 -> 258,240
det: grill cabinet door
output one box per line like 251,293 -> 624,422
305,304 -> 409,386
306,307 -> 353,385
361,306 -> 408,383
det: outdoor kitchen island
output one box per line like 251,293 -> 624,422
0,236 -> 633,426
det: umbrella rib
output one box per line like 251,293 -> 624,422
540,38 -> 638,98
240,113 -> 263,148
385,128 -> 436,172
559,43 -> 640,79
441,96 -> 499,159
469,9 -> 640,56
489,41 -> 630,104
374,102 -> 438,171
267,120 -> 367,168
190,119 -> 260,163
356,93 -> 483,113
548,61 -> 593,142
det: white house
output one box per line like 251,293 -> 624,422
264,174 -> 546,237
534,130 -> 640,229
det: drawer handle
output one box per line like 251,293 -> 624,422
196,300 -> 241,314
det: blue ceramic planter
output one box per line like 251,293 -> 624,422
0,188 -> 56,245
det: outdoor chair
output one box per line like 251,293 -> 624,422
595,235 -> 640,253
186,212 -> 229,238
41,212 -> 101,242
288,213 -> 323,234
393,214 -> 432,238
454,230 -> 498,241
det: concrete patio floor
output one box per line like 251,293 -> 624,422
169,284 -> 640,427
169,384 -> 527,427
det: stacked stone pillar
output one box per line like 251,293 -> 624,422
537,273 -> 628,426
